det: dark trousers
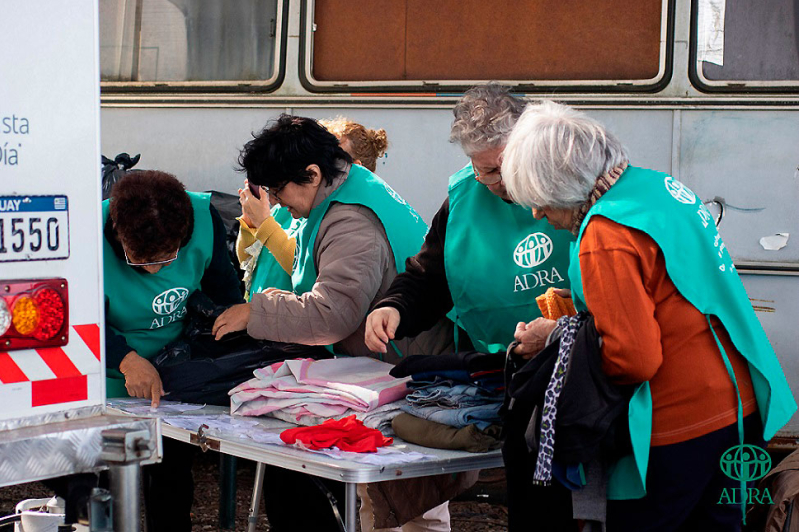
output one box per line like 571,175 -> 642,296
607,414 -> 764,532
261,466 -> 346,532
143,438 -> 197,532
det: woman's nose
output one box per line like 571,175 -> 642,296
532,208 -> 545,220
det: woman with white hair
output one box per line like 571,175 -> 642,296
501,100 -> 796,530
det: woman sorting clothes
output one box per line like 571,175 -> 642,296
500,100 -> 796,530
212,115 -> 453,532
235,116 -> 389,300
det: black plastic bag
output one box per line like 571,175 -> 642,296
153,292 -> 329,406
101,153 -> 141,200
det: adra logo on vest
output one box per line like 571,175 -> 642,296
513,233 -> 553,268
664,176 -> 696,205
150,287 -> 189,330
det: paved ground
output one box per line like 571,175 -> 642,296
0,454 -> 508,531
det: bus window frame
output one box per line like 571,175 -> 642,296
689,0 -> 799,93
100,0 -> 289,93
298,0 -> 675,94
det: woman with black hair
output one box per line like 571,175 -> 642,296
212,115 -> 453,532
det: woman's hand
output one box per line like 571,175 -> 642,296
512,318 -> 557,359
365,307 -> 401,354
119,351 -> 165,408
212,303 -> 252,340
239,180 -> 273,229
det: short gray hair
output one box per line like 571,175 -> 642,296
449,84 -> 526,156
502,100 -> 629,209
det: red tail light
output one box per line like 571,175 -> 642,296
0,279 -> 69,351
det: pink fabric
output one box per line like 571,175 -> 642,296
230,357 -> 410,421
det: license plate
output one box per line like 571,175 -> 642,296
0,195 -> 69,262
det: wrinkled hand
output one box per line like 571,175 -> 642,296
119,351 -> 164,408
239,180 -> 273,229
553,288 -> 572,299
212,303 -> 252,340
365,307 -> 400,354
512,318 -> 557,359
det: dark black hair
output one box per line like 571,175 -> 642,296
238,114 -> 352,188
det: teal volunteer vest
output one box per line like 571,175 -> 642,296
103,192 -> 214,398
445,164 -> 574,353
568,166 -> 797,499
291,165 -> 429,352
248,206 -> 305,298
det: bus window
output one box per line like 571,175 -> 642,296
692,0 -> 799,91
100,0 -> 284,91
303,0 -> 670,92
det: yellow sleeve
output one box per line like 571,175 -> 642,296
236,217 -> 258,263
253,217 -> 296,274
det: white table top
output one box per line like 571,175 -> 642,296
107,401 -> 502,483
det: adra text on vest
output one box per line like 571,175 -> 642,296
513,267 -> 565,293
1,114 -> 30,166
150,306 -> 187,330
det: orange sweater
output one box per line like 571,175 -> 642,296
579,216 -> 756,446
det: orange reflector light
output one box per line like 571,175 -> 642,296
0,279 -> 68,351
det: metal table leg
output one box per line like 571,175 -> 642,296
247,462 -> 267,532
345,482 -> 357,532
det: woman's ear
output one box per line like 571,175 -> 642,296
306,164 -> 323,186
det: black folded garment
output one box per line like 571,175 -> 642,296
389,350 -> 505,379
154,291 -> 329,406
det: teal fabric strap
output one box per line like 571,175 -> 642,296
707,315 -> 746,523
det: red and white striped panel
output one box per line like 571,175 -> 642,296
0,324 -> 101,407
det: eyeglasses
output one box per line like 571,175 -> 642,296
124,247 -> 180,267
472,162 -> 503,186
264,182 -> 288,198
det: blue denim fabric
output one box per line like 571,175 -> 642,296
406,383 -> 502,408
400,401 -> 503,431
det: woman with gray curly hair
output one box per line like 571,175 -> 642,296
501,100 -> 796,530
366,86 -> 577,531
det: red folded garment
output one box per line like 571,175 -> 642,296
280,415 -> 393,452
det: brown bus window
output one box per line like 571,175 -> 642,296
310,0 -> 665,84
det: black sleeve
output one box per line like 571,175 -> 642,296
375,198 -> 453,339
200,204 -> 245,306
104,297 -> 133,371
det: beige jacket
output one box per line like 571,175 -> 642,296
247,170 -> 452,362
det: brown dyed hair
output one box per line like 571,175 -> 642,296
319,117 -> 388,172
109,170 -> 193,260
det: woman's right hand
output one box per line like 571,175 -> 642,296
239,180 -> 273,229
365,307 -> 401,354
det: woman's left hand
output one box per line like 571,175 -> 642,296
212,303 -> 252,340
239,180 -> 273,229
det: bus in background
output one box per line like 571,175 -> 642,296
98,0 -> 799,442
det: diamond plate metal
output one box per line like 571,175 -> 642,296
0,415 -> 161,487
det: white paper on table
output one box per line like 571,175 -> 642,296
759,233 -> 789,251
110,398 -> 207,415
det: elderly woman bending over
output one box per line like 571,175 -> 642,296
501,100 -> 795,531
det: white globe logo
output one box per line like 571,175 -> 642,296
384,183 -> 407,205
513,233 -> 553,268
664,176 -> 696,205
152,287 -> 189,315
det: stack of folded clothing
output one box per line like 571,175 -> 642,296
388,351 -> 505,452
229,357 -> 409,434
